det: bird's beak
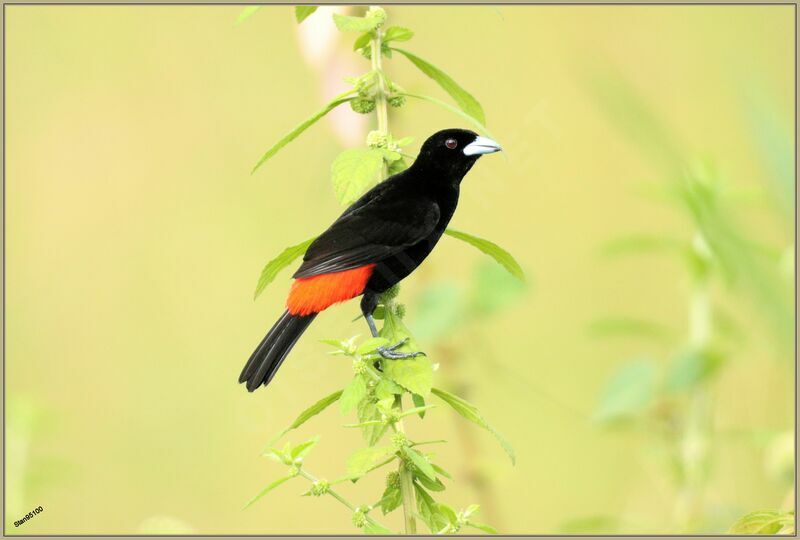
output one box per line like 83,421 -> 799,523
463,136 -> 502,156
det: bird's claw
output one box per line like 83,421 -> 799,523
377,338 -> 426,359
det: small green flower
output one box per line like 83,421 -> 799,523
352,358 -> 368,375
350,98 -> 376,114
391,432 -> 408,448
289,466 -> 301,477
385,470 -> 400,488
388,95 -> 406,108
310,479 -> 330,497
366,130 -> 389,149
352,508 -> 368,529
366,6 -> 387,26
393,303 -> 406,319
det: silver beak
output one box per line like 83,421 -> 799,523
463,135 -> 502,156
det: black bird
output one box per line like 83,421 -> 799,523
240,128 -> 502,392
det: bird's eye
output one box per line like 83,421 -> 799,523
445,138 -> 458,149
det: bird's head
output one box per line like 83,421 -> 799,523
412,128 -> 502,179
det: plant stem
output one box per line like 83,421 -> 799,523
298,469 -> 389,531
674,232 -> 713,531
370,9 -> 389,178
395,405 -> 418,534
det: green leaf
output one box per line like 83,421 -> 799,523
402,92 -> 492,137
437,503 -> 459,526
382,356 -> 433,397
252,94 -> 355,174
294,6 -> 318,23
593,358 -> 657,423
412,393 -> 426,418
347,446 -> 396,478
415,472 -> 445,492
375,378 -> 404,400
236,6 -> 261,24
331,148 -> 385,206
665,348 -> 724,393
387,157 -> 408,175
357,337 -> 390,355
254,237 -> 316,299
333,13 -> 379,32
243,476 -> 292,509
431,463 -> 452,479
357,399 -> 388,446
729,510 -> 795,535
353,31 -> 372,51
444,228 -> 525,282
468,521 -> 498,534
378,485 -> 403,514
414,483 -> 447,533
383,26 -> 414,43
430,387 -> 515,464
340,375 -> 368,414
290,435 -> 320,459
269,390 -> 342,446
392,48 -> 485,125
405,448 -> 437,482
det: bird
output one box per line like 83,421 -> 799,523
239,128 -> 502,392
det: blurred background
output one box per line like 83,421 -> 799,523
5,4 -> 794,535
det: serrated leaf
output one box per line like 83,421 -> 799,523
593,358 -> 657,423
405,448 -> 437,482
403,93 -> 493,137
254,237 -> 316,299
382,357 -> 433,397
294,5 -> 317,23
357,399 -> 388,445
431,463 -> 452,479
444,228 -> 525,282
375,378 -> 404,400
729,510 -> 795,534
290,435 -> 320,459
414,483 -> 447,533
383,26 -> 414,43
347,446 -> 396,477
430,387 -> 515,464
357,337 -> 390,355
415,472 -> 445,492
331,148 -> 385,206
437,503 -> 458,525
236,6 -> 261,24
340,375 -> 368,414
353,31 -> 372,51
412,393 -> 426,418
269,390 -> 342,446
392,48 -> 485,125
243,476 -> 292,509
252,94 -> 355,174
333,13 -> 379,32
378,485 -> 403,514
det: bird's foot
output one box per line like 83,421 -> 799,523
377,338 -> 426,360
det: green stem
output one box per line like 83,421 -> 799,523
370,11 -> 389,178
395,399 -> 418,534
674,232 -> 713,531
298,469 -> 389,531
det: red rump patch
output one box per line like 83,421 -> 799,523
286,264 -> 376,316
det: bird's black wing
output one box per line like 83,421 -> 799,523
293,182 -> 440,279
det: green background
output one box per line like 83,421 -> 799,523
5,4 -> 794,534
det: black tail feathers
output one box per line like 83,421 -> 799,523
239,310 -> 317,392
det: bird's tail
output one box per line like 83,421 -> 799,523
239,310 -> 317,392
